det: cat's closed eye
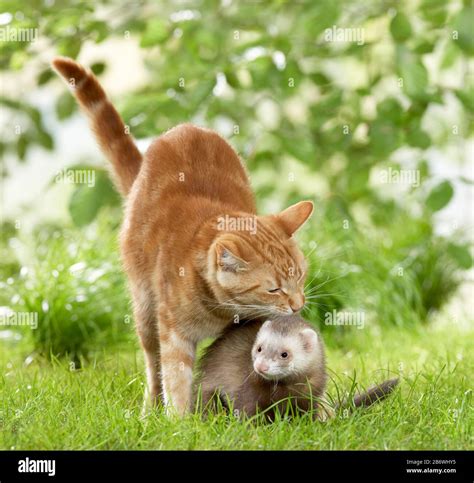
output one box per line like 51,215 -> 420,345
267,288 -> 281,294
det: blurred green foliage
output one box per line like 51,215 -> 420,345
124,0 -> 473,199
0,0 -> 473,358
0,0 -> 472,230
300,209 -> 465,343
0,213 -> 132,360
1,0 -> 472,200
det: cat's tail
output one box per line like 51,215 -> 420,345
51,57 -> 142,197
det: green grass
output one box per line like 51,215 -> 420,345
1,322 -> 472,450
0,209 -> 472,450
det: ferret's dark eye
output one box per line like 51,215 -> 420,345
281,352 -> 288,358
257,346 -> 262,352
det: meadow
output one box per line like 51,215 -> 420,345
1,317 -> 472,450
0,213 -> 472,450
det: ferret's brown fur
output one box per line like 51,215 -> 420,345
196,315 -> 399,420
196,316 -> 328,420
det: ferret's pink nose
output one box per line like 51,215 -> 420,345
255,361 -> 269,373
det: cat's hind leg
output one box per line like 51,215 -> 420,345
131,282 -> 162,412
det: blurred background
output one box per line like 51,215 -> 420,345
0,0 -> 473,360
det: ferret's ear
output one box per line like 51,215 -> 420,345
215,242 -> 248,272
261,320 -> 273,330
300,328 -> 318,353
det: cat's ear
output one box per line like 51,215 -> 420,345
300,328 -> 319,353
215,243 -> 248,272
276,201 -> 314,237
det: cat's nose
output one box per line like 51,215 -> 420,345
289,295 -> 305,313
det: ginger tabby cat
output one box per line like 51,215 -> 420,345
52,57 -> 314,415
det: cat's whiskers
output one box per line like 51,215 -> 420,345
303,301 -> 335,310
305,275 -> 347,298
201,293 -> 249,315
304,267 -> 323,289
215,302 -> 268,319
235,304 -> 283,319
305,291 -> 344,299
304,243 -> 318,260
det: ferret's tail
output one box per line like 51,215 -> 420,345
334,377 -> 399,412
51,57 -> 142,197
352,378 -> 399,408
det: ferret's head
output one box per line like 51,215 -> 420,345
251,319 -> 320,381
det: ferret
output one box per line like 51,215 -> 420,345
195,315 -> 398,420
196,315 -> 327,420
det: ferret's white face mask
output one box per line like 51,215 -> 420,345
251,320 -> 319,380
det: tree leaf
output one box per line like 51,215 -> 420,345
406,126 -> 430,149
369,119 -> 402,157
69,184 -> 102,227
419,0 -> 448,26
453,7 -> 474,55
57,37 -> 81,59
68,170 -> 120,226
459,176 -> 474,185
38,69 -> 54,86
426,181 -> 454,211
377,98 -> 404,125
398,52 -> 429,101
36,130 -> 54,150
282,136 -> 316,164
140,19 -> 169,47
455,87 -> 474,113
16,134 -> 28,161
447,243 -> 472,269
90,62 -> 106,76
440,41 -> 459,69
56,92 -> 77,120
390,12 -> 412,42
